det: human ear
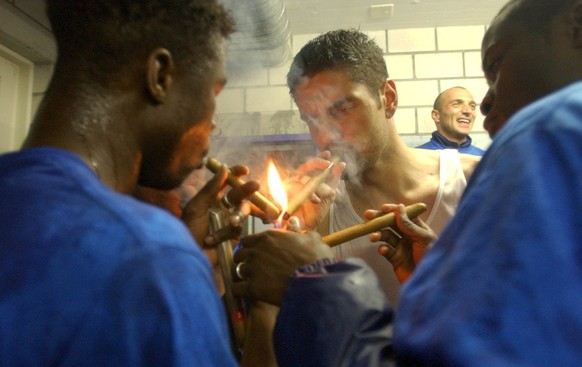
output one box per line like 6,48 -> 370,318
569,0 -> 582,48
146,48 -> 174,103
431,109 -> 440,124
382,79 -> 398,117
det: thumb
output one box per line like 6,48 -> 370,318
184,165 -> 227,211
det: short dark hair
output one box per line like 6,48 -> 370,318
46,0 -> 235,84
287,29 -> 388,99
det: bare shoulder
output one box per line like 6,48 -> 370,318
459,153 -> 481,180
410,147 -> 441,165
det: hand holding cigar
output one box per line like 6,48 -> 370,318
206,157 -> 281,222
283,157 -> 340,220
322,203 -> 427,247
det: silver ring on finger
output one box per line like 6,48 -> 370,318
235,261 -> 246,280
221,193 -> 235,209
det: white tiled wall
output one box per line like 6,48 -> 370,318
27,25 -> 492,150
216,24 -> 492,150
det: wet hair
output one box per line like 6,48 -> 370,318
46,0 -> 235,85
498,0 -> 576,35
433,86 -> 469,110
287,29 -> 388,99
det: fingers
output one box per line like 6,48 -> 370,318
378,203 -> 401,214
312,182 -> 334,203
202,164 -> 229,197
221,181 -> 260,209
231,280 -> 249,298
378,244 -> 397,261
219,180 -> 258,227
393,204 -> 436,243
287,216 -> 303,232
295,154 -> 336,176
326,161 -> 346,190
204,224 -> 243,247
203,247 -> 219,267
229,164 -> 250,177
182,165 -> 228,216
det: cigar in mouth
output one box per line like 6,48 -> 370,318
282,160 -> 337,220
206,157 -> 281,222
322,203 -> 427,247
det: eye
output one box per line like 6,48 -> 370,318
330,100 -> 355,118
485,57 -> 502,83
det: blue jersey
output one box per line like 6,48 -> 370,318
0,148 -> 237,366
417,131 -> 485,156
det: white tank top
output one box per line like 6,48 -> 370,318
329,149 -> 466,306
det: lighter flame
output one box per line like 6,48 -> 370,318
267,160 -> 287,223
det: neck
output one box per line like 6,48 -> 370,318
23,87 -> 141,194
345,135 -> 415,199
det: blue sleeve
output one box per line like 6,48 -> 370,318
274,258 -> 396,367
61,247 -> 238,367
395,85 -> 582,366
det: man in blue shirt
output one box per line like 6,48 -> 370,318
0,1 -> 263,365
417,86 -> 485,156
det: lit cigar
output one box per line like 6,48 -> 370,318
282,158 -> 339,221
206,157 -> 281,222
322,203 -> 427,247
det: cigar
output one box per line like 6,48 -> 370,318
282,161 -> 335,220
206,157 -> 281,222
322,203 -> 428,247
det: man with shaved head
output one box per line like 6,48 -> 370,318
417,86 -> 485,156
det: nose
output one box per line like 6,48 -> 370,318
480,89 -> 494,116
312,125 -> 333,150
461,103 -> 474,115
310,118 -> 342,151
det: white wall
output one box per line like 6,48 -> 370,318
216,25 -> 492,150
1,19 -> 493,152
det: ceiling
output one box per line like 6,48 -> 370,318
1,0 -> 509,65
285,0 -> 507,35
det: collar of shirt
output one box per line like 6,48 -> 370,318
431,130 -> 472,149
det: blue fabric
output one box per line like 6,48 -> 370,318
0,148 -> 237,366
417,131 -> 485,156
275,258 -> 395,367
395,81 -> 582,366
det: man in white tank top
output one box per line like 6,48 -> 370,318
329,149 -> 467,305
287,29 -> 480,306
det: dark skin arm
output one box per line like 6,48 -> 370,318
368,203 -> 437,283
135,164 -> 260,268
231,229 -> 333,306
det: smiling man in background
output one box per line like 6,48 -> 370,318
417,86 -> 485,156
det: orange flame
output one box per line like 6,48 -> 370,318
267,160 -> 287,223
